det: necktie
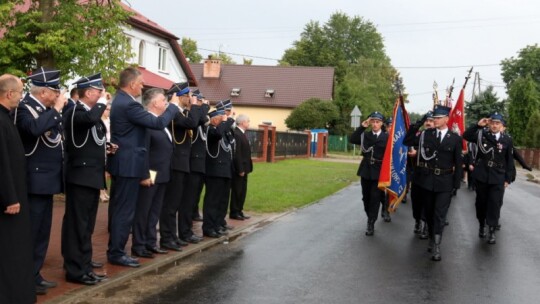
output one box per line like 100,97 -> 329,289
436,131 -> 441,143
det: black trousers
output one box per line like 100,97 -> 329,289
203,176 -> 231,234
179,172 -> 205,239
132,183 -> 167,251
160,171 -> 188,244
62,184 -> 99,279
418,187 -> 452,236
360,178 -> 383,221
410,183 -> 425,221
475,181 -> 504,227
466,167 -> 476,189
230,174 -> 248,217
191,174 -> 204,219
107,176 -> 140,260
28,193 -> 53,283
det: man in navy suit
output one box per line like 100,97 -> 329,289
13,67 -> 66,293
131,88 -> 174,258
229,114 -> 253,220
107,67 -> 179,267
62,73 -> 108,285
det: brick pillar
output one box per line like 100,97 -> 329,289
259,124 -> 269,162
268,126 -> 276,163
315,133 -> 328,158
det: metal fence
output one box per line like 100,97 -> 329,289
275,131 -> 309,157
246,129 -> 264,158
328,135 -> 351,152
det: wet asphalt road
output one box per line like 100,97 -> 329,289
142,175 -> 540,304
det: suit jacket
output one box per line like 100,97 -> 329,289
169,105 -> 203,173
349,126 -> 388,180
14,94 -> 63,194
233,127 -> 253,175
142,127 -> 173,184
404,125 -> 463,192
63,101 -> 107,190
190,104 -> 210,174
463,124 -> 515,184
205,118 -> 235,179
107,90 -> 179,178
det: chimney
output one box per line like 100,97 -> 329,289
203,56 -> 221,78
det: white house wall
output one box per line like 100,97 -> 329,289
123,26 -> 188,84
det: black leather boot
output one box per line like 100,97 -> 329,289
488,226 -> 496,244
432,234 -> 442,261
419,221 -> 429,240
478,224 -> 486,238
427,236 -> 434,253
365,219 -> 375,236
414,220 -> 421,234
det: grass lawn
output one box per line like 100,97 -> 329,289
244,158 -> 358,213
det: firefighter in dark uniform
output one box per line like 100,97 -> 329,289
62,73 -> 108,285
13,67 -> 66,292
406,111 -> 434,238
404,105 -> 462,261
349,112 -> 388,236
202,109 -> 235,238
463,113 -> 515,244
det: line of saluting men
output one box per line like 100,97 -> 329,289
0,66 -> 253,303
351,101 -> 532,263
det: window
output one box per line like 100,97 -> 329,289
230,88 -> 241,96
264,89 -> 275,98
138,41 -> 145,66
158,47 -> 168,71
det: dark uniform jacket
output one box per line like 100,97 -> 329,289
142,125 -> 174,184
463,124 -> 515,185
404,126 -> 463,192
14,94 -> 63,194
189,105 -> 210,174
169,105 -> 203,173
349,126 -> 388,180
205,118 -> 235,179
233,127 -> 253,174
107,90 -> 179,178
63,101 -> 107,190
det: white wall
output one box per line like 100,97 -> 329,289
123,26 -> 188,83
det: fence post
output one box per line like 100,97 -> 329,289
268,126 -> 276,162
259,124 -> 269,162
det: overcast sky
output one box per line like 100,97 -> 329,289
125,0 -> 540,113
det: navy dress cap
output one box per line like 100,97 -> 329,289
167,82 -> 189,95
28,67 -> 61,90
425,110 -> 434,119
432,105 -> 451,117
490,112 -> 504,122
192,89 -> 200,96
215,100 -> 225,110
208,109 -> 225,118
73,73 -> 104,90
196,93 -> 205,100
385,117 -> 393,124
368,111 -> 384,121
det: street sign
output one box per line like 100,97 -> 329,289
350,105 -> 362,128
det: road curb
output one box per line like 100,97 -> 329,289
44,216 -> 275,304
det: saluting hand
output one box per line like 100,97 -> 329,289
169,95 -> 180,107
54,89 -> 67,112
477,118 -> 490,127
4,203 -> 20,215
361,118 -> 371,128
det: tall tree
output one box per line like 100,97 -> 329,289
285,98 -> 339,131
180,37 -> 203,63
501,44 -> 540,87
464,85 -> 505,126
506,75 -> 540,145
0,0 -> 132,84
524,110 -> 540,148
280,11 -> 389,82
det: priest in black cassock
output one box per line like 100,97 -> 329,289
0,74 -> 36,303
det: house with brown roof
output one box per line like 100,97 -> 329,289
190,60 -> 334,131
120,2 -> 197,88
